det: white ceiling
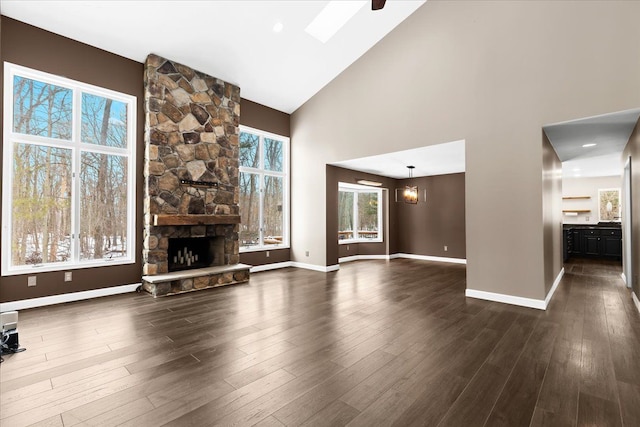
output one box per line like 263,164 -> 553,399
544,108 -> 640,178
331,140 -> 466,179
0,0 -> 425,114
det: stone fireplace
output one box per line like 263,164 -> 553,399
141,54 -> 250,297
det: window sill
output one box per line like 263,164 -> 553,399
240,245 -> 290,253
338,239 -> 383,245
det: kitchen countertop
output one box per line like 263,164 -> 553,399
563,223 -> 621,230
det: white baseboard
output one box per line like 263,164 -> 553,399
544,268 -> 564,308
621,272 -> 628,286
633,292 -> 640,314
250,261 -> 294,273
338,254 -> 391,263
394,253 -> 467,265
465,288 -> 547,310
0,283 -> 141,312
290,262 -> 339,273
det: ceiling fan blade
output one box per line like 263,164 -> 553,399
372,0 -> 386,11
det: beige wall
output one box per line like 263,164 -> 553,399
562,176 -> 623,224
622,120 -> 640,298
542,133 -> 563,295
291,1 -> 640,300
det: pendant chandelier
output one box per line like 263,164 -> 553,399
403,166 -> 418,204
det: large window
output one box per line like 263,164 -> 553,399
2,63 -> 136,275
239,126 -> 289,251
338,183 -> 383,243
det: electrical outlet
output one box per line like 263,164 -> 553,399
305,251 -> 310,257
28,276 -> 37,287
586,216 -> 590,222
444,245 -> 448,252
65,271 -> 73,282
266,251 -> 270,258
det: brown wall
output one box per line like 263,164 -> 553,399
0,17 -> 291,302
326,165 -> 398,265
326,165 -> 466,264
0,17 -> 145,303
238,97 -> 291,267
396,173 -> 466,260
542,132 -> 563,295
241,99 -> 290,138
623,119 -> 640,299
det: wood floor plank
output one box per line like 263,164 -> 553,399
580,338 -> 618,402
437,362 -> 508,427
1,258 -> 636,427
617,381 -> 640,427
576,392 -> 622,427
272,349 -> 395,426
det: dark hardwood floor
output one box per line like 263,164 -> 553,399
2,258 -> 640,426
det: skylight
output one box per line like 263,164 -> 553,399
305,1 -> 366,43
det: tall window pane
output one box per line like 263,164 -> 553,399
264,138 -> 283,172
239,132 -> 259,168
4,64 -> 135,274
358,192 -> 379,239
239,172 -> 260,247
11,143 -> 72,266
264,176 -> 283,245
81,93 -> 128,148
80,152 -> 128,260
338,191 -> 354,240
12,76 -> 72,139
238,127 -> 288,251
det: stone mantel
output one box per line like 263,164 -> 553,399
152,214 -> 241,226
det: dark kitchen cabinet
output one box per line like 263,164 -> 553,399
564,226 -> 621,260
571,229 -> 583,255
583,229 -> 601,256
602,229 -> 623,257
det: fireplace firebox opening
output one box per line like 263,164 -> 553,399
167,237 -> 224,272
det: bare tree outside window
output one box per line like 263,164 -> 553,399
238,128 -> 288,250
3,66 -> 135,273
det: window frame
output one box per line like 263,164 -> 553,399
338,182 -> 383,244
598,187 -> 621,223
2,62 -> 137,276
238,125 -> 290,253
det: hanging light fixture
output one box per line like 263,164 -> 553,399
403,166 -> 418,204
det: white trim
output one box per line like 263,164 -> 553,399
250,261 -> 294,273
394,253 -> 467,265
338,254 -> 391,263
290,262 -> 339,272
632,292 -> 640,314
466,267 -> 565,311
0,283 -> 140,312
2,62 -> 136,276
238,125 -> 290,252
465,288 -> 546,311
544,268 -> 564,307
621,272 -> 627,284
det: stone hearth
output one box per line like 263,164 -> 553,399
142,54 -> 250,297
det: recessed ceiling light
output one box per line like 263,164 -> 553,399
273,22 -> 284,33
305,1 -> 366,43
582,143 -> 597,148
